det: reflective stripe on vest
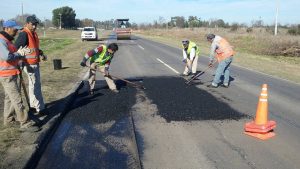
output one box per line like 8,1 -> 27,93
0,34 -> 20,77
182,41 -> 200,59
23,27 -> 40,65
215,38 -> 235,62
91,45 -> 113,66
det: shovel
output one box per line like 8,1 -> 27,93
87,66 -> 146,89
185,60 -> 217,85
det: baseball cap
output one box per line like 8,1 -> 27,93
3,20 -> 22,30
26,16 -> 39,24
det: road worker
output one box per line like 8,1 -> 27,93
181,39 -> 200,76
206,34 -> 234,88
0,20 -> 40,132
15,15 -> 47,115
80,43 -> 119,94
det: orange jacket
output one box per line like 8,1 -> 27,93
215,37 -> 235,62
22,27 -> 40,65
0,34 -> 20,77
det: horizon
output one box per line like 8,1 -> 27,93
1,0 -> 299,25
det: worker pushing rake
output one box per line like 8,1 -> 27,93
80,42 -> 145,95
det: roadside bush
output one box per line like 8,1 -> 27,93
230,23 -> 239,32
264,39 -> 300,57
246,27 -> 253,33
287,29 -> 298,35
287,25 -> 300,35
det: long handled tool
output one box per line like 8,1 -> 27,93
87,66 -> 146,89
19,69 -> 31,108
185,60 -> 217,85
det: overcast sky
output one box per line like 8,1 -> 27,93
1,0 -> 299,25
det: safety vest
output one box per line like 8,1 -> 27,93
90,45 -> 113,66
22,27 -> 40,65
0,34 -> 20,77
182,41 -> 200,59
215,37 -> 234,62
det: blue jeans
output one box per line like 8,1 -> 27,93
212,56 -> 233,86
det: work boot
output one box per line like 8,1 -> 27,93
35,109 -> 48,116
207,83 -> 218,88
19,120 -> 40,132
221,83 -> 229,88
180,73 -> 190,77
4,117 -> 17,127
112,89 -> 119,93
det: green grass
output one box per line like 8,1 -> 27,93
39,38 -> 74,53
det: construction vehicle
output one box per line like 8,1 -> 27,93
114,19 -> 131,40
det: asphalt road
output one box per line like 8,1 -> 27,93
36,36 -> 300,169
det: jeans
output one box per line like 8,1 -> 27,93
212,56 -> 233,86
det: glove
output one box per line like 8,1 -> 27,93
104,67 -> 109,76
39,50 -> 47,61
80,57 -> 88,67
17,46 -> 32,56
41,55 -> 47,61
39,49 -> 44,56
208,61 -> 213,67
182,58 -> 187,63
80,61 -> 86,67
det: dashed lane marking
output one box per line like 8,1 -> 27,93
156,58 -> 180,74
138,45 -> 145,50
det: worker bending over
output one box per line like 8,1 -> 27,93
80,43 -> 119,94
207,34 -> 234,88
181,39 -> 200,76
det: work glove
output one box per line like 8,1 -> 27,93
80,58 -> 88,67
39,49 -> 47,61
104,67 -> 109,76
80,61 -> 86,67
182,58 -> 187,63
17,46 -> 32,56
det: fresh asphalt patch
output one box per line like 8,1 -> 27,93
142,76 -> 249,122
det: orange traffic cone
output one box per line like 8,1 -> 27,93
244,84 -> 276,140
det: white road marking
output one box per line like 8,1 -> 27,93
138,45 -> 145,50
156,58 -> 180,74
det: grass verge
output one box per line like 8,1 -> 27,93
134,30 -> 300,84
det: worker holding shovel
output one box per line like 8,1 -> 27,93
180,39 -> 200,77
80,43 -> 119,94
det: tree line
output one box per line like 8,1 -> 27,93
1,6 -> 300,35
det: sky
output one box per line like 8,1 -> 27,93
1,0 -> 300,25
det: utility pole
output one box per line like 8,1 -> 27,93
59,13 -> 62,29
21,1 -> 24,23
43,17 -> 46,37
274,0 -> 279,36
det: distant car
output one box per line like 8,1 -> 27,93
81,27 -> 98,41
